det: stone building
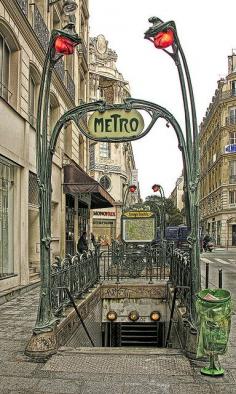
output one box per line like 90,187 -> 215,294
0,0 -> 114,292
170,174 -> 184,212
199,51 -> 236,247
88,35 -> 140,243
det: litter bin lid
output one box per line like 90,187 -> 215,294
197,289 -> 231,303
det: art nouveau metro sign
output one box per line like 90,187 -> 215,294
87,109 -> 144,139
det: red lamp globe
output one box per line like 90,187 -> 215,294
54,36 -> 76,55
129,185 -> 137,193
153,29 -> 174,49
152,184 -> 160,193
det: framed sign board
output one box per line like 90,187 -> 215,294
122,211 -> 156,243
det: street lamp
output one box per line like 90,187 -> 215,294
47,0 -> 78,14
145,17 -> 200,323
122,183 -> 137,211
152,184 -> 166,239
25,23 -> 81,359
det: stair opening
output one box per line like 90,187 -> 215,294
102,322 -> 166,347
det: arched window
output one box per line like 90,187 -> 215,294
0,20 -> 21,108
29,64 -> 41,128
0,34 -> 10,101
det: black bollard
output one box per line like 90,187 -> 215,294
205,262 -> 209,289
218,269 -> 223,288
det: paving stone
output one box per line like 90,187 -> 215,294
169,383 -> 212,393
123,382 -> 173,393
81,382 -> 123,394
208,384 -> 236,393
0,377 -> 39,391
0,361 -> 39,377
35,379 -> 84,393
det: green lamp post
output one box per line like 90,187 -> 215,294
122,183 -> 137,211
145,17 -> 201,323
25,19 -> 81,358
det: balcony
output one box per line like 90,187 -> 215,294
33,4 -> 49,51
54,57 -> 65,83
16,0 -> 28,15
65,70 -> 75,102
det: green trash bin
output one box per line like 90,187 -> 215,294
196,288 -> 232,376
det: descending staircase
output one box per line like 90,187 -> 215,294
119,322 -> 163,347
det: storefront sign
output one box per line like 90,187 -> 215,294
88,109 -> 144,139
93,211 -> 116,217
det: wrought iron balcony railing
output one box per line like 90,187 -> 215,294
16,0 -> 28,16
65,70 -> 75,102
54,57 -> 65,82
33,4 -> 49,50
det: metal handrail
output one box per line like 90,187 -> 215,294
58,286 -> 95,347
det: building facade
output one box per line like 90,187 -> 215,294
88,35 -> 140,243
170,174 -> 184,212
199,52 -> 236,247
0,0 -> 114,292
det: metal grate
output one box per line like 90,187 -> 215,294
29,172 -> 39,206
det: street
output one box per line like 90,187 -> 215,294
200,249 -> 236,310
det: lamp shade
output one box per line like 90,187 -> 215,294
129,185 -> 137,193
54,36 -> 76,55
153,29 -> 174,49
152,184 -> 160,192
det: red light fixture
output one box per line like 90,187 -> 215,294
153,29 -> 174,49
129,184 -> 137,193
152,184 -> 160,193
54,36 -> 77,55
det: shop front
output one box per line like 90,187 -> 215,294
92,209 -> 117,245
63,161 -> 115,252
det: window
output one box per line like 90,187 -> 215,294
229,132 -> 236,144
229,190 -> 236,204
232,81 -> 236,96
229,108 -> 236,125
29,64 -> 40,128
100,175 -> 111,190
100,142 -> 110,158
0,159 -> 14,278
229,161 -> 236,184
29,75 -> 36,127
0,34 -> 10,101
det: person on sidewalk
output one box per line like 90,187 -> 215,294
77,231 -> 88,254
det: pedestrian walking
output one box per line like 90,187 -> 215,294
77,231 -> 88,254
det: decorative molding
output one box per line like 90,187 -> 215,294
100,284 -> 167,299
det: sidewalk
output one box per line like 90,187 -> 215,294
0,287 -> 235,393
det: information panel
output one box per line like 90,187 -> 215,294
122,211 -> 156,242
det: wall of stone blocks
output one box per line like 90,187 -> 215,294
66,298 -> 102,348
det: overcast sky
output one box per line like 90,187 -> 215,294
89,0 -> 236,199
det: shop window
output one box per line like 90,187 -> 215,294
65,194 -> 75,255
0,159 -> 14,278
100,175 -> 111,191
